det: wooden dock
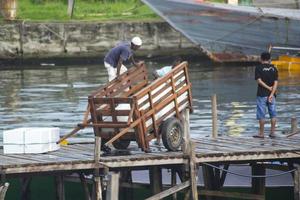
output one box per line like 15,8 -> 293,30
1,135 -> 300,200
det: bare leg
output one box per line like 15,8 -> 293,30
270,118 -> 276,135
259,119 -> 265,137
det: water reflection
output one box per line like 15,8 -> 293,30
0,62 -> 300,141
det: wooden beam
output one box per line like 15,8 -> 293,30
211,94 -> 218,138
55,175 -> 65,200
20,177 -> 31,200
294,164 -> 300,200
145,181 -> 190,200
291,117 -> 298,133
79,173 -> 91,200
106,172 -> 120,200
251,164 -> 265,197
202,165 -> 214,200
220,164 -> 229,187
149,166 -> 163,195
171,169 -> 177,200
94,136 -> 102,200
189,142 -> 198,200
120,170 -> 133,200
182,108 -> 191,154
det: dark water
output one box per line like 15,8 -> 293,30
1,61 -> 300,141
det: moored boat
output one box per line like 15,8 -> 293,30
142,0 -> 300,62
271,46 -> 300,71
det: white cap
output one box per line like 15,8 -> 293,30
131,36 -> 142,46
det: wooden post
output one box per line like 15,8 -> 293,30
182,108 -> 191,155
296,0 -> 300,9
251,164 -> 265,197
79,173 -> 91,200
171,169 -> 177,200
149,166 -> 163,195
211,94 -> 218,138
292,117 -> 298,133
189,141 -> 199,200
55,174 -> 65,200
0,0 -> 17,20
202,165 -> 214,200
294,164 -> 300,200
67,0 -> 75,18
94,136 -> 102,200
106,172 -> 120,200
20,177 -> 31,200
120,170 -> 133,200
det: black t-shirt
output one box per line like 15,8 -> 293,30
255,63 -> 278,97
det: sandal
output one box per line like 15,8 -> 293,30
253,135 -> 264,139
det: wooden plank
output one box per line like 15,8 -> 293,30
2,162 -> 96,174
171,169 -> 177,200
94,136 -> 102,200
79,173 -> 91,200
149,166 -> 162,195
90,65 -> 147,98
20,177 -> 31,200
55,175 -> 65,200
145,181 -> 190,200
106,172 -> 120,200
189,142 -> 198,200
251,164 -> 265,197
294,164 -> 300,200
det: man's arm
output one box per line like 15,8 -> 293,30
257,78 -> 272,91
130,56 -> 143,67
116,57 -> 124,77
268,80 -> 278,102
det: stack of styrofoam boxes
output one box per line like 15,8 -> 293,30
3,127 -> 60,154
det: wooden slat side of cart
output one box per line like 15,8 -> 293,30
88,62 -> 192,152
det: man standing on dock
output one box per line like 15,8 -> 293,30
254,52 -> 278,139
104,36 -> 143,81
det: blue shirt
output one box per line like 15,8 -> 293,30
104,42 -> 133,68
155,66 -> 172,77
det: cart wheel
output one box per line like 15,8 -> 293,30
101,139 -> 111,153
161,117 -> 183,151
112,140 -> 131,150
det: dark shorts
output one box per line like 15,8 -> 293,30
256,96 -> 277,120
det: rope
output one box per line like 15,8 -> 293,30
202,163 -> 296,178
203,7 -> 265,46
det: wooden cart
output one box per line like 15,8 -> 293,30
87,61 -> 192,152
57,62 -> 192,152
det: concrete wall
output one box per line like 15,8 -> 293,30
0,20 -> 199,60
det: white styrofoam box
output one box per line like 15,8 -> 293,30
3,144 -> 24,154
24,127 -> 60,144
24,143 -> 59,153
228,0 -> 238,5
3,127 -> 60,145
4,142 -> 60,154
48,142 -> 60,152
3,128 -> 26,144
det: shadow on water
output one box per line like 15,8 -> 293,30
0,58 -> 300,142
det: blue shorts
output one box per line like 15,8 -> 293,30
256,96 -> 277,120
